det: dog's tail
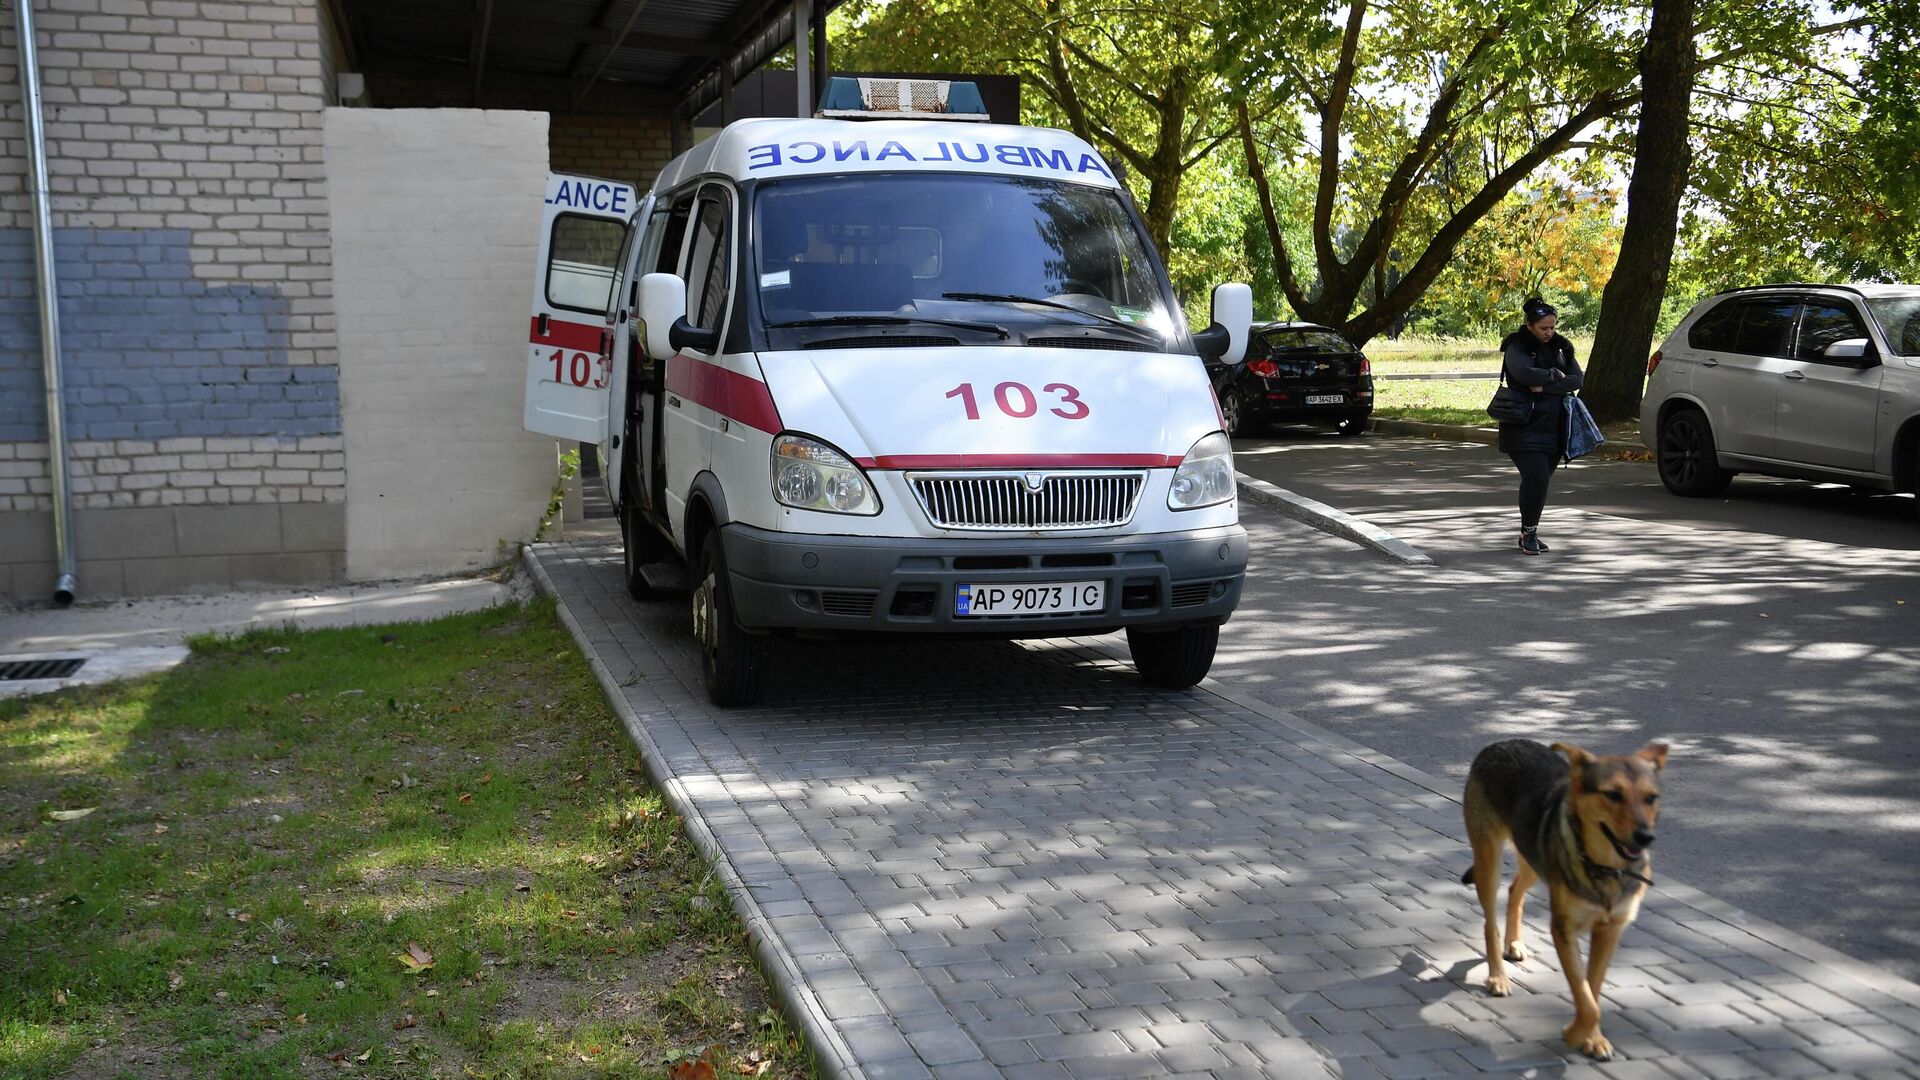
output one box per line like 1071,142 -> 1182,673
1459,865 -> 1474,886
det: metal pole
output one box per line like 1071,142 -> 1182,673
811,11 -> 828,108
12,0 -> 78,606
791,0 -> 810,117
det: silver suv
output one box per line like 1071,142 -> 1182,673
1641,284 -> 1920,498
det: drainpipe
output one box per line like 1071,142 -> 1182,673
12,0 -> 78,605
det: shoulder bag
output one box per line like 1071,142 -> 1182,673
1486,365 -> 1534,425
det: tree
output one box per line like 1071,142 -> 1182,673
1415,181 -> 1622,336
1231,0 -> 1877,354
1582,0 -> 1695,423
831,0 -> 1248,248
1584,8 -> 1877,421
1233,0 -> 1645,345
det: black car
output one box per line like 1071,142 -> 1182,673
1208,321 -> 1374,436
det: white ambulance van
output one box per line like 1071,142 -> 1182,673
524,84 -> 1253,706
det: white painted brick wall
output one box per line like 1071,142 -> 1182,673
0,0 -> 336,364
0,435 -> 345,511
1,0 -> 342,514
325,107 -> 556,581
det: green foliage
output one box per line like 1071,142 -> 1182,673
1413,181 -> 1622,336
832,0 -> 1247,245
535,446 -> 581,543
829,0 -> 1903,340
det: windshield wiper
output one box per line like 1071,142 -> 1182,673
767,314 -> 1008,339
941,292 -> 1165,344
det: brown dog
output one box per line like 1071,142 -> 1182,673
1461,738 -> 1668,1060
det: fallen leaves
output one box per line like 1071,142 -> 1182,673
45,807 -> 97,822
668,1055 -> 719,1080
392,1014 -> 417,1030
394,942 -> 434,974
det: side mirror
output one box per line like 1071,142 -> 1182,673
637,272 -> 687,361
1192,282 -> 1252,364
668,317 -> 720,355
1822,337 -> 1872,363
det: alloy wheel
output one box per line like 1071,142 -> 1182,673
1660,416 -> 1703,489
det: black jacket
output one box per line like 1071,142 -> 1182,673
1497,329 -> 1584,455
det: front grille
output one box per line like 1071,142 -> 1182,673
803,335 -> 959,350
1170,582 -> 1214,608
820,592 -> 876,617
0,657 -> 86,681
909,471 -> 1145,530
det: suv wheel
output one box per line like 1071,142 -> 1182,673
1657,408 -> 1733,497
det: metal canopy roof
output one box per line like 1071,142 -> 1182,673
330,0 -> 844,116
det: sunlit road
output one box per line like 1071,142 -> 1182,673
1223,429 -> 1920,981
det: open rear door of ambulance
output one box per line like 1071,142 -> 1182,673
523,173 -> 641,442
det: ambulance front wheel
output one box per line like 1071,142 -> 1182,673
693,536 -> 771,707
1126,624 -> 1218,689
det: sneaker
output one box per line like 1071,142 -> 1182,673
1534,534 -> 1549,552
1518,531 -> 1544,556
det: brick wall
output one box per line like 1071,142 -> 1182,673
325,106 -> 557,581
549,112 -> 673,190
0,0 -> 342,601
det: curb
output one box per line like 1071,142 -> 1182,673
1235,472 -> 1435,566
522,547 -> 863,1080
1369,416 -> 1655,463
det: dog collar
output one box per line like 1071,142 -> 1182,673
1591,823 -> 1654,888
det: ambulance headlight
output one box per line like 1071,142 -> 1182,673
1167,432 -> 1235,510
772,435 -> 879,515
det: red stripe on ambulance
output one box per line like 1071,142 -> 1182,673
856,453 -> 1182,470
666,354 -> 784,433
529,317 -> 603,351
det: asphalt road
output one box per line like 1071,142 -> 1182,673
1220,427 -> 1920,983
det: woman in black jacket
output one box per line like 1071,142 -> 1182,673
1498,297 -> 1583,555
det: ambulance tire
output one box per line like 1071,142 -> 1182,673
619,491 -> 671,600
694,535 -> 770,707
1126,623 -> 1218,688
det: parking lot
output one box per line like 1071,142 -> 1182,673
1230,432 -> 1920,987
529,440 -> 1920,1077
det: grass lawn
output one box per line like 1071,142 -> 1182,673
1372,378 -> 1493,426
1372,379 -> 1646,450
0,600 -> 812,1079
1362,337 -> 1502,374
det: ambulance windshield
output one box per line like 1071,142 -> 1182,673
754,174 -> 1177,342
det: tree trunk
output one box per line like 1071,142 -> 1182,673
1137,70 -> 1191,250
1582,0 -> 1697,424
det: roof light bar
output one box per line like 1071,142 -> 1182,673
816,77 -> 990,122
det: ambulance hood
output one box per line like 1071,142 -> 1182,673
756,347 -> 1223,468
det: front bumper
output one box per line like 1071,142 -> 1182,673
721,522 -> 1248,634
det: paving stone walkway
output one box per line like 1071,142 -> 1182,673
528,522 -> 1920,1080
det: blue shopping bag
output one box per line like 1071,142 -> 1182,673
1565,396 -> 1605,461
